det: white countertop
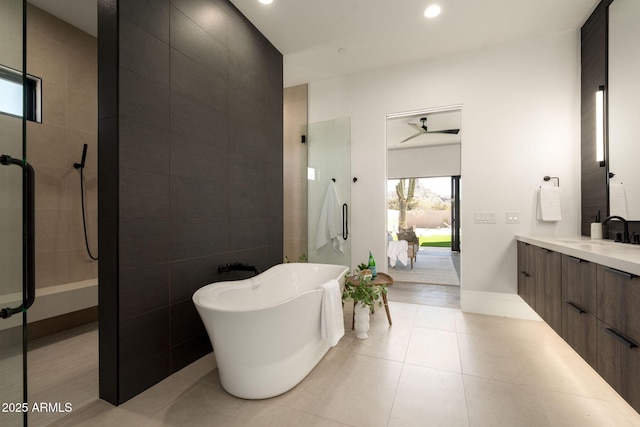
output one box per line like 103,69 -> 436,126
516,235 -> 640,276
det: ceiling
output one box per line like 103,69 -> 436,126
29,0 -> 599,87
230,0 -> 600,87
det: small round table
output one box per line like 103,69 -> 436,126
346,272 -> 394,329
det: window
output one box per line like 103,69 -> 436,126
0,64 -> 41,123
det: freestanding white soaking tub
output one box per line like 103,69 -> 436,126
193,263 -> 349,399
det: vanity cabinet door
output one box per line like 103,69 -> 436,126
562,298 -> 598,368
561,255 -> 597,314
597,320 -> 640,413
535,247 -> 562,334
517,242 -> 536,310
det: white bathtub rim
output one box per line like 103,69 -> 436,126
192,263 -> 348,314
193,285 -> 322,314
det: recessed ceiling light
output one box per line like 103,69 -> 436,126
258,0 -> 273,4
424,4 -> 441,18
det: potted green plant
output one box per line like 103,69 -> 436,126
342,275 -> 388,339
342,275 -> 386,311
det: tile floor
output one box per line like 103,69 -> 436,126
24,302 -> 640,427
389,248 -> 460,286
387,282 -> 460,309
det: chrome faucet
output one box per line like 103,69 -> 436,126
602,215 -> 630,243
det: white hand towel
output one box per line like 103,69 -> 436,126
315,181 -> 344,254
320,279 -> 344,347
610,182 -> 628,218
387,240 -> 408,267
537,187 -> 562,221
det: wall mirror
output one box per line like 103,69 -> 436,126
608,0 -> 640,219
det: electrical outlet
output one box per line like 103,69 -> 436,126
474,212 -> 496,224
506,212 -> 520,224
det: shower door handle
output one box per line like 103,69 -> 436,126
0,155 -> 35,319
342,203 -> 348,240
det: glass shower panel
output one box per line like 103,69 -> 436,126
0,0 -> 26,425
307,117 -> 351,268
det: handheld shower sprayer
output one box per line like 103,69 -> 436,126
74,143 -> 98,260
74,144 -> 88,169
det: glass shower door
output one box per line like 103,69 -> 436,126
0,1 -> 28,425
307,117 -> 351,268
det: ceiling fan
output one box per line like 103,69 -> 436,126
400,117 -> 460,143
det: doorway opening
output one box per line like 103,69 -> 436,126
385,106 -> 462,308
386,176 -> 460,286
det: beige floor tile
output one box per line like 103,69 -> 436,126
173,352 -> 221,387
464,375 -> 552,427
225,403 -> 314,427
536,389 -> 640,427
509,339 -> 617,400
389,364 -> 468,427
405,327 -> 461,373
610,397 -> 640,426
46,399 -> 150,427
455,312 -> 555,344
414,304 -> 458,332
120,373 -> 201,419
312,354 -> 402,427
457,334 -> 528,385
148,383 -> 240,426
16,299 -> 639,427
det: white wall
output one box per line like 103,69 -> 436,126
308,30 -> 582,318
388,144 -> 461,179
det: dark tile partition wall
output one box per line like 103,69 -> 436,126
98,0 -> 283,404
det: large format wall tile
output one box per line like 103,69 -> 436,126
100,0 -> 282,404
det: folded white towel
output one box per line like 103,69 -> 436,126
387,240 -> 408,267
320,279 -> 344,347
610,182 -> 628,218
537,187 -> 562,222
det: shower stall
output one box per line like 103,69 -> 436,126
1,3 -> 99,424
307,117 -> 352,267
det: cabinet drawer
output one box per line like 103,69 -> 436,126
534,247 -> 562,334
561,255 -> 597,314
597,265 -> 640,342
562,298 -> 597,368
517,242 -> 536,309
597,320 -> 640,413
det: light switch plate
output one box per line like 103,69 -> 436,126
506,212 -> 520,224
474,212 -> 497,224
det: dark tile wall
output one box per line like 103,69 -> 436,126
98,0 -> 283,404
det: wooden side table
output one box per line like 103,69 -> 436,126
346,272 -> 394,329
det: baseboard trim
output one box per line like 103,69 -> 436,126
461,290 -> 542,321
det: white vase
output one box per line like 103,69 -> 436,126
354,301 -> 370,339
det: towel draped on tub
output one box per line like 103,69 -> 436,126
320,279 -> 344,347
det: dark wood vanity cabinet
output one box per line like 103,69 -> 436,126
562,255 -> 597,313
535,247 -> 562,334
517,242 -> 537,309
517,242 -> 562,334
561,255 -> 598,368
596,266 -> 640,410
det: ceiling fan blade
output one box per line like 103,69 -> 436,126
426,129 -> 460,135
399,132 -> 423,143
407,123 -> 425,133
